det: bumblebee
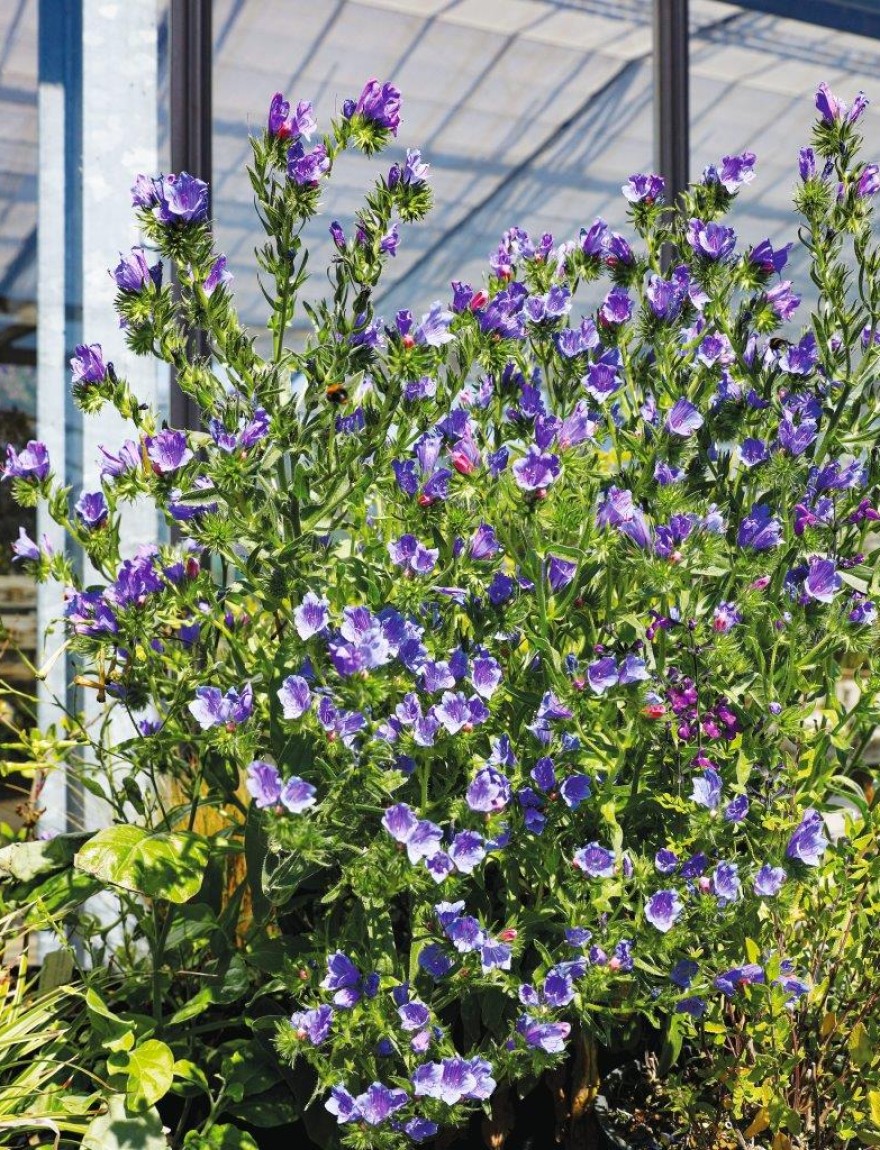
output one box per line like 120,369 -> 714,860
325,383 -> 349,405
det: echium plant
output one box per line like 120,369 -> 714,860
4,77 -> 880,1148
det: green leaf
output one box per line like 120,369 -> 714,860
850,1021 -> 873,1068
126,1039 -> 175,1112
0,832 -> 92,882
183,1124 -> 259,1149
81,1094 -> 168,1150
74,825 -> 210,904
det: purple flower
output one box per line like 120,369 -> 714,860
321,951 -> 362,1006
203,255 -> 232,297
779,333 -> 818,376
354,78 -> 402,135
804,557 -> 841,603
754,864 -> 786,897
470,523 -> 501,560
246,760 -> 281,808
290,1004 -> 332,1045
724,794 -> 749,823
580,217 -> 608,256
715,964 -> 765,995
858,164 -> 880,197
687,218 -> 736,261
99,440 -> 140,479
152,172 -> 209,224
356,1083 -> 409,1126
815,82 -> 867,125
622,172 -> 664,203
145,429 -> 192,475
280,776 -> 317,814
691,768 -> 722,811
738,504 -> 782,551
740,438 -> 769,468
786,809 -> 828,867
3,441 -> 50,482
512,446 -> 561,493
112,249 -> 161,293
412,1057 -> 495,1105
676,997 -> 707,1018
655,849 -> 679,875
294,591 -> 330,639
418,944 -> 453,980
449,830 -> 487,874
799,147 -> 816,181
517,1016 -> 571,1053
75,490 -> 109,529
401,148 -> 429,186
287,142 -> 330,186
712,861 -> 741,906
471,654 -> 502,700
749,238 -> 790,275
405,1118 -> 439,1142
398,1001 -> 430,1031
546,555 -> 577,592
382,803 -> 443,864
11,528 -> 43,563
583,359 -> 621,403
665,397 -> 703,438
599,287 -> 633,326
587,657 -> 618,695
388,534 -> 438,575
670,959 -> 698,988
325,1085 -> 360,1124
573,842 -> 615,878
414,301 -> 454,347
765,280 -> 800,320
268,94 -> 316,139
706,151 -> 756,193
559,774 -> 591,810
188,683 -> 253,729
645,889 -> 683,933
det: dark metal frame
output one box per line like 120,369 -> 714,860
653,0 -> 690,205
169,0 -> 212,432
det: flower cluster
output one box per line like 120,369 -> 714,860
6,76 -> 880,1148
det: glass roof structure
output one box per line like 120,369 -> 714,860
3,0 -> 880,363
210,0 -> 880,340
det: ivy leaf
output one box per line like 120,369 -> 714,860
0,832 -> 92,882
126,1039 -> 175,1112
81,1094 -> 167,1150
74,826 -> 210,904
183,1124 -> 259,1149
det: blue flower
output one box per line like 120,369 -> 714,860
786,809 -> 828,866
